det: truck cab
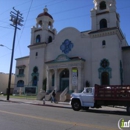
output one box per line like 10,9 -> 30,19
70,87 -> 95,111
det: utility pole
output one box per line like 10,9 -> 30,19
7,7 -> 23,100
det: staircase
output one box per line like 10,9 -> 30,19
59,87 -> 68,102
45,91 -> 53,101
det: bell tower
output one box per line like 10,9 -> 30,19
91,0 -> 120,31
28,7 -> 57,92
30,7 -> 57,45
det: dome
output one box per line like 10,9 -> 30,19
37,7 -> 53,19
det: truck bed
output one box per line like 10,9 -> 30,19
94,84 -> 130,101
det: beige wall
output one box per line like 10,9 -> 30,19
0,73 -> 15,94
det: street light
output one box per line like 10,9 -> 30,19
0,44 -> 12,50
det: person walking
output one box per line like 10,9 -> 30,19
51,90 -> 56,103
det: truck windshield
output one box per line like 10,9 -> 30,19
82,88 -> 92,93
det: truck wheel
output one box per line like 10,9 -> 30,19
127,106 -> 130,114
72,100 -> 81,111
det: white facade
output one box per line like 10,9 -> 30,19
14,0 -> 130,94
0,73 -> 15,94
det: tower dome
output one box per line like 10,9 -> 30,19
37,7 -> 53,19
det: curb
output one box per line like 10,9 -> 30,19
0,99 -> 71,109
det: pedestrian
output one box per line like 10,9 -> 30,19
51,90 -> 56,103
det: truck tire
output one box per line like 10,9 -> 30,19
127,106 -> 130,114
72,100 -> 81,111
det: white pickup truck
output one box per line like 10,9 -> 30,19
70,85 -> 130,113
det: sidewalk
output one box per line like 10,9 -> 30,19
0,96 -> 126,112
0,96 -> 71,108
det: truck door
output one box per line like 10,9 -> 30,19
81,88 -> 94,106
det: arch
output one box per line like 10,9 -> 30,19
100,1 -> 106,10
31,66 -> 39,86
98,59 -> 112,85
48,36 -> 52,43
100,19 -> 107,29
60,69 -> 69,91
32,76 -> 38,86
36,35 -> 41,43
101,72 -> 109,85
38,20 -> 42,27
17,80 -> 24,87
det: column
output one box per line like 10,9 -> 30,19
69,67 -> 73,93
46,69 -> 50,93
54,69 -> 57,91
78,66 -> 82,92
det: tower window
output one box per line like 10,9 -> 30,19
102,40 -> 106,48
36,35 -> 41,43
102,40 -> 106,46
100,19 -> 107,29
48,36 -> 52,43
100,1 -> 106,10
36,52 -> 38,56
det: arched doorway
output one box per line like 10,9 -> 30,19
60,69 -> 69,91
101,72 -> 109,85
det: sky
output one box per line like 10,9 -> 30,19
0,0 -> 130,74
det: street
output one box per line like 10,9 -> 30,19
0,101 -> 129,130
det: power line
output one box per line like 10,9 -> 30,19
0,0 -> 32,16
16,0 -> 33,57
0,25 -> 13,29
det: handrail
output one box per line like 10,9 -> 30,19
60,87 -> 68,102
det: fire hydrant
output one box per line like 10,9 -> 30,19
43,98 -> 45,105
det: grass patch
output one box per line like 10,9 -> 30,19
0,94 -> 37,100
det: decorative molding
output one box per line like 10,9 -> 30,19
55,54 -> 70,62
89,28 -> 124,41
60,39 -> 74,54
47,62 -> 84,69
17,74 -> 25,77
98,59 -> 112,79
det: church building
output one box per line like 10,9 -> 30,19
14,0 -> 130,96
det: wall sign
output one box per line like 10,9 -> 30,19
72,69 -> 77,86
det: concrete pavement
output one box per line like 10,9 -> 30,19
0,96 -> 71,108
0,96 -> 126,112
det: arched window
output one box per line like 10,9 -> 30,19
36,35 -> 41,43
17,80 -> 24,87
48,36 -> 52,43
98,59 -> 112,85
101,59 -> 109,68
33,67 -> 38,73
32,66 -> 38,86
101,72 -> 109,85
100,1 -> 106,10
32,76 -> 38,86
100,19 -> 107,29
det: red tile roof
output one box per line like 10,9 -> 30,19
37,12 -> 53,19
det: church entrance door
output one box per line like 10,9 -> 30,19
60,69 -> 69,91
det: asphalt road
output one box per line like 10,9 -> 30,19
0,101 -> 129,130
